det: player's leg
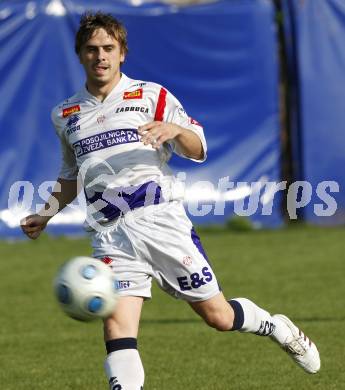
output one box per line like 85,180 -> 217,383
91,222 -> 150,390
189,293 -> 321,373
104,296 -> 145,390
129,202 -> 320,374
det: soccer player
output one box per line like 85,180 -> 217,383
21,12 -> 320,389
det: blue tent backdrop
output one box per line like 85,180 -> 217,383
0,0 -> 283,237
282,0 -> 345,224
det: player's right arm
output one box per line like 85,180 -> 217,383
21,178 -> 79,240
22,101 -> 81,240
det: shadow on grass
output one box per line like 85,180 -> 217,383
294,316 -> 345,323
142,316 -> 345,325
141,318 -> 200,325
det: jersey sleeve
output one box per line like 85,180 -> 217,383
51,108 -> 79,180
155,87 -> 207,162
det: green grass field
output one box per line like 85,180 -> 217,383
0,226 -> 344,389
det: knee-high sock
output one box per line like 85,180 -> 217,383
104,338 -> 144,390
229,298 -> 291,344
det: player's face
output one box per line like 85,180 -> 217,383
79,28 -> 125,88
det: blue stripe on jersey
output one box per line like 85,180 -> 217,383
86,181 -> 163,220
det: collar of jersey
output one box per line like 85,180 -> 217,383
81,73 -> 131,104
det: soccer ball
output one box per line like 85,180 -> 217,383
54,256 -> 118,321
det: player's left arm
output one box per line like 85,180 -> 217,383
138,121 -> 204,160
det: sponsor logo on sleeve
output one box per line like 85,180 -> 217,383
123,88 -> 143,100
62,104 -> 80,118
189,117 -> 202,126
65,114 -> 80,135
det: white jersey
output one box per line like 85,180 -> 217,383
51,73 -> 207,225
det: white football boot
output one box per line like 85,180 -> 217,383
271,314 -> 320,374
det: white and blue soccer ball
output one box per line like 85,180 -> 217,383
54,256 -> 118,321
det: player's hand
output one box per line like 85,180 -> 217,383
20,214 -> 49,240
138,121 -> 182,149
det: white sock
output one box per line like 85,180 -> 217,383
230,297 -> 291,343
104,349 -> 144,390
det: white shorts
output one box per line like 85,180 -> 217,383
90,201 -> 221,302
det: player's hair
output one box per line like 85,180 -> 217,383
75,11 -> 128,59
